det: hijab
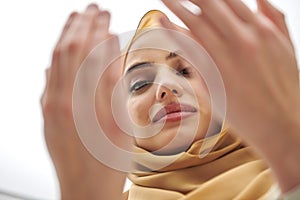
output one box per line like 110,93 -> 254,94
124,10 -> 275,200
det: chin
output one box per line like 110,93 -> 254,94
138,125 -> 200,155
135,115 -> 207,154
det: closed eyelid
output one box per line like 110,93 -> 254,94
129,80 -> 152,93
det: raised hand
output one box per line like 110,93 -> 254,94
41,4 -> 127,199
161,0 -> 300,193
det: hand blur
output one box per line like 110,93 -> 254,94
41,4 -> 128,199
161,0 -> 300,193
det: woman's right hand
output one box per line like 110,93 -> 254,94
41,4 -> 128,200
161,0 -> 300,193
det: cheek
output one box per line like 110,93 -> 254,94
128,93 -> 154,126
190,77 -> 211,114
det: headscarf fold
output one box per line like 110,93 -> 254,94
127,129 -> 274,200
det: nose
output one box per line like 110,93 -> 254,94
156,82 -> 183,102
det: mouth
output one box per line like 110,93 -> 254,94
152,103 -> 197,123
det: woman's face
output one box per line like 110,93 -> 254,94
123,48 -> 217,154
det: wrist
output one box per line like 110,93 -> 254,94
261,100 -> 300,193
58,165 -> 126,200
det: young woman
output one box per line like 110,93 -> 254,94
41,0 -> 300,199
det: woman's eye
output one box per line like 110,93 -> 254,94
177,68 -> 191,77
129,80 -> 151,93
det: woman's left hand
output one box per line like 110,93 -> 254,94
161,0 -> 300,193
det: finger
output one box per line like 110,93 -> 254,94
92,33 -> 121,80
159,15 -> 206,62
41,68 -> 51,107
159,14 -> 189,36
56,12 -> 78,46
48,12 -> 78,93
188,0 -> 244,38
257,0 -> 292,43
64,4 -> 100,61
224,0 -> 255,23
161,0 -> 220,49
55,13 -> 82,93
161,0 -> 200,29
59,5 -> 100,92
82,10 -> 115,90
88,10 -> 111,50
102,34 -> 122,84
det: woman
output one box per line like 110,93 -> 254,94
41,0 -> 300,199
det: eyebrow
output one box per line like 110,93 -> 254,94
125,52 -> 179,75
166,52 -> 178,60
125,62 -> 154,75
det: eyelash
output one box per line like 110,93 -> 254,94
176,67 -> 191,77
129,66 -> 192,93
129,80 -> 152,93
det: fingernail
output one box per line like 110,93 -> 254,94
87,3 -> 98,10
97,11 -> 110,28
69,12 -> 78,19
98,11 -> 110,21
180,1 -> 201,15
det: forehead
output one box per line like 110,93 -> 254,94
124,29 -> 182,72
124,49 -> 187,74
125,48 -> 169,65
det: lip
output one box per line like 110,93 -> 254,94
152,103 -> 197,123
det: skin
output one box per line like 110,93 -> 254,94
161,0 -> 300,193
41,4 -> 127,200
41,0 -> 300,199
124,48 -> 220,154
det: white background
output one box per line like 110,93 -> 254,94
0,0 -> 299,199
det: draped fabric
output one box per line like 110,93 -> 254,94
124,10 -> 275,200
127,129 -> 274,200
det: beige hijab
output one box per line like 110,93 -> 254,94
125,10 -> 275,200
127,129 -> 274,200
